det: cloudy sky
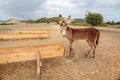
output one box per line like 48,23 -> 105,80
0,0 -> 120,22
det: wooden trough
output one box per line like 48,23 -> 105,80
14,30 -> 48,34
0,30 -> 48,40
0,33 -> 48,40
0,44 -> 64,64
0,44 -> 64,78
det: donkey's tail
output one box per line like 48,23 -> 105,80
96,30 -> 100,45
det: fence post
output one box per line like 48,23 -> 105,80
36,51 -> 42,79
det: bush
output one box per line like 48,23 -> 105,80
35,17 -> 48,23
70,22 -> 91,26
100,23 -> 108,27
49,17 -> 59,23
0,23 -> 14,25
73,19 -> 85,23
85,12 -> 103,26
106,21 -> 120,25
35,17 -> 59,23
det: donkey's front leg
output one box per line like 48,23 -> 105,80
69,41 -> 74,57
92,44 -> 96,58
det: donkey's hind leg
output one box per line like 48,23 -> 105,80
85,40 -> 93,57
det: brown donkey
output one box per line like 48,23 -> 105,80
59,14 -> 100,58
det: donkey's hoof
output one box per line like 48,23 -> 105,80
92,55 -> 95,58
84,54 -> 88,57
69,55 -> 74,57
69,55 -> 73,57
89,56 -> 95,59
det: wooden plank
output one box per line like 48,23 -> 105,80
14,30 -> 48,34
0,44 -> 62,54
0,44 -> 64,64
0,33 -> 48,40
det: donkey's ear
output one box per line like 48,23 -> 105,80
66,15 -> 71,22
59,14 -> 63,21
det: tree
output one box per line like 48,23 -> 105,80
112,21 -> 115,25
85,12 -> 103,26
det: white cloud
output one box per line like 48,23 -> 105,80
41,0 -> 87,19
0,0 -> 119,21
94,0 -> 120,6
46,0 -> 76,8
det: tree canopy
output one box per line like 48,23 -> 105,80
85,12 -> 103,26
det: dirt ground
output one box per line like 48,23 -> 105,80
0,23 -> 120,80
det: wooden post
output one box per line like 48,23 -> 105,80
36,51 -> 42,79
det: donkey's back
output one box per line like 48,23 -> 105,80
71,27 -> 99,41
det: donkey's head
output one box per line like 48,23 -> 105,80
59,14 -> 71,37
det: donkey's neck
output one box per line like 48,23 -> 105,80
66,26 -> 73,41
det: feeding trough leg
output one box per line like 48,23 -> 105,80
36,51 -> 42,79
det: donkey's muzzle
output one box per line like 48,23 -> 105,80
63,35 -> 66,37
61,30 -> 66,37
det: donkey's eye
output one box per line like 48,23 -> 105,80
60,23 -> 64,26
60,22 -> 66,26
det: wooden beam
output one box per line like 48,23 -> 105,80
0,44 -> 62,53
14,30 -> 48,34
0,44 -> 64,64
37,51 -> 41,79
0,33 -> 48,40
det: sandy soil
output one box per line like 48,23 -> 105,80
0,23 -> 120,80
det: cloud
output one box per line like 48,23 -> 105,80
0,0 -> 45,19
42,0 -> 77,15
46,0 -> 76,8
41,0 -> 86,18
0,0 -> 120,21
94,0 -> 120,6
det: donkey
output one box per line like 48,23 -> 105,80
59,14 -> 100,58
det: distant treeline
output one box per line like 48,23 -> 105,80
21,17 -> 120,27
106,21 -> 120,25
1,12 -> 120,26
27,17 -> 58,23
27,17 -> 86,25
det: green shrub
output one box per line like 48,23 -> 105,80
35,17 -> 48,23
106,21 -> 120,25
100,23 -> 108,27
0,23 -> 14,25
70,22 -> 91,26
35,17 -> 59,24
85,12 -> 103,26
